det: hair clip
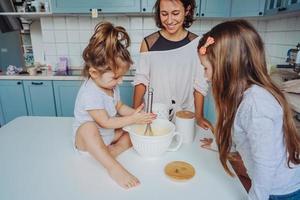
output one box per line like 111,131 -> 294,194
199,36 -> 215,55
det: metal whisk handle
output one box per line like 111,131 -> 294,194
146,87 -> 154,113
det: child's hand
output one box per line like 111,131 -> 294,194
132,103 -> 156,124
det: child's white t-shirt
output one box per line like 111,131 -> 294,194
73,78 -> 120,145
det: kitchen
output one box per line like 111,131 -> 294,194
0,0 -> 300,199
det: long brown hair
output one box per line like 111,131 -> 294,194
82,21 -> 133,77
198,19 -> 300,176
153,0 -> 196,28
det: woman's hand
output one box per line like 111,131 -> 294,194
197,117 -> 213,131
131,104 -> 156,124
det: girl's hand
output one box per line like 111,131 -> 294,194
197,117 -> 213,132
132,103 -> 156,124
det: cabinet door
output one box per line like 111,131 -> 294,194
53,80 -> 82,117
231,0 -> 265,17
204,88 -> 216,125
0,80 -> 27,125
141,0 -> 156,13
286,0 -> 300,11
265,0 -> 287,15
119,81 -> 133,107
200,0 -> 231,17
23,80 -> 56,116
51,0 -> 140,13
141,0 -> 201,16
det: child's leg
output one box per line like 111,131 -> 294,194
75,122 -> 140,189
108,129 -> 132,158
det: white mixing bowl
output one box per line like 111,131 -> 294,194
124,119 -> 182,158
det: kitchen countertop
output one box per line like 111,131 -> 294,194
270,68 -> 300,113
270,68 -> 300,131
0,70 -> 135,81
0,116 -> 247,200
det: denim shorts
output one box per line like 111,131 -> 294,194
269,189 -> 300,200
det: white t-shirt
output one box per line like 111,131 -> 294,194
133,36 -> 208,120
233,84 -> 300,200
73,78 -> 120,144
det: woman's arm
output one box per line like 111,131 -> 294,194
194,90 -> 212,130
133,39 -> 148,109
133,84 -> 146,109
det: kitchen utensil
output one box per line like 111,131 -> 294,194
144,86 -> 154,136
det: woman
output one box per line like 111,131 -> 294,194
133,0 -> 211,129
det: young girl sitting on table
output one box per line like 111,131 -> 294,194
73,22 -> 156,189
198,19 -> 300,200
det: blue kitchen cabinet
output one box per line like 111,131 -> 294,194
119,81 -> 134,107
141,0 -> 201,16
0,80 -> 27,125
264,0 -> 300,15
204,88 -> 216,126
286,0 -> 300,11
51,0 -> 140,13
231,0 -> 266,17
200,0 -> 231,17
141,0 -> 156,13
23,80 -> 56,116
53,80 -> 82,117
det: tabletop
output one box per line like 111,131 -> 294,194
0,116 -> 248,200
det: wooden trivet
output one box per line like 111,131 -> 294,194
164,161 -> 195,181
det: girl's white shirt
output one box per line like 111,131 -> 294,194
73,78 -> 120,142
233,84 -> 300,200
133,36 -> 208,119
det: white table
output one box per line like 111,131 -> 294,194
0,116 -> 247,200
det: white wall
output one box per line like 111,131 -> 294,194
264,16 -> 300,65
30,15 -> 300,69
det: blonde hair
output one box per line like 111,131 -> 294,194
82,21 -> 133,77
198,19 -> 300,176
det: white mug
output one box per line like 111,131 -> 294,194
151,103 -> 174,120
175,110 -> 195,144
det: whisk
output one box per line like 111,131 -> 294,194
144,87 -> 154,136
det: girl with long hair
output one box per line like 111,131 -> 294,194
198,19 -> 300,200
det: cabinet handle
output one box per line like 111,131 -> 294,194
89,8 -> 102,12
201,13 -> 204,16
17,81 -> 22,85
143,8 -> 146,12
31,82 -> 43,85
196,13 -> 199,16
259,12 -> 262,15
278,7 -> 287,11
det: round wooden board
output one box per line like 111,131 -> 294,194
164,161 -> 195,181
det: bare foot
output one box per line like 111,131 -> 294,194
108,164 -> 140,189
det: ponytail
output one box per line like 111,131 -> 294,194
82,21 -> 132,77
